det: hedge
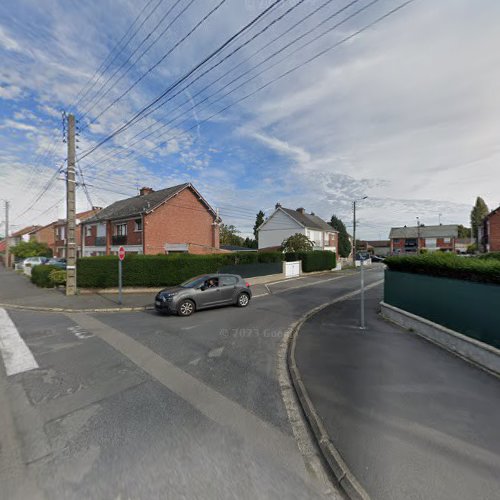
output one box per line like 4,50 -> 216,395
284,251 -> 336,272
76,252 -> 282,288
384,253 -> 500,285
31,265 -> 59,288
478,252 -> 500,261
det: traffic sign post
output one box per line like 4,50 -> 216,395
118,246 -> 125,305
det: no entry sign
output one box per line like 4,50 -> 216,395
118,246 -> 125,261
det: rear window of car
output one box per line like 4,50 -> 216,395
220,276 -> 238,286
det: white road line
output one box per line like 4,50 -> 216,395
0,308 -> 39,376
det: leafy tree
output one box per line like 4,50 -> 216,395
253,210 -> 265,242
470,197 -> 489,242
457,225 -> 472,239
281,233 -> 314,252
243,237 -> 257,249
11,240 -> 53,259
219,224 -> 243,246
329,215 -> 351,258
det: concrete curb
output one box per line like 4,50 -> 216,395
0,302 -> 154,313
280,280 -> 383,500
380,302 -> 500,378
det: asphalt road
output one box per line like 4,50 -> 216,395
296,286 -> 500,500
0,267 -> 384,500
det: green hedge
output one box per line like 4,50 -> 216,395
478,252 -> 500,261
284,251 -> 336,272
384,253 -> 500,285
31,265 -> 58,288
76,252 -> 282,288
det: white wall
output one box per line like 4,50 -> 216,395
258,210 -> 304,249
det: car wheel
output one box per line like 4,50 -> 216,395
236,293 -> 250,307
178,299 -> 195,317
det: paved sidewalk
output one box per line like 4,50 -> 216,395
294,285 -> 500,500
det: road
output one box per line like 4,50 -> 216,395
0,267 -> 383,500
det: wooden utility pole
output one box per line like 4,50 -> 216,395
66,114 -> 77,295
4,200 -> 9,268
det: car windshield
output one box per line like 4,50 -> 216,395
180,276 -> 206,288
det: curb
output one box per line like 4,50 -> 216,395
0,302 -> 154,313
283,280 -> 383,500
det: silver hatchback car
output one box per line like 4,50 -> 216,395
154,274 -> 252,316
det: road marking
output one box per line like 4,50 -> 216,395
68,325 -> 93,340
0,308 -> 39,376
207,346 -> 224,358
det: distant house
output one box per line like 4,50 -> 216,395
80,183 -> 220,257
257,204 -> 338,252
359,240 -> 391,257
52,208 -> 102,258
455,238 -> 474,254
9,225 -> 41,246
483,206 -> 500,252
389,225 -> 459,254
31,222 -> 58,255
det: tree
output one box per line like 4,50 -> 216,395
470,197 -> 489,243
329,215 -> 351,258
243,237 -> 257,249
219,224 -> 243,246
253,210 -> 265,242
11,240 -> 52,259
457,225 -> 472,239
281,233 -> 314,253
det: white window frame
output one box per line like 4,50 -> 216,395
134,219 -> 143,232
85,225 -> 92,237
115,223 -> 128,236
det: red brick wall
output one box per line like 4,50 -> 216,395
488,212 -> 500,251
144,187 -> 218,255
33,224 -> 56,252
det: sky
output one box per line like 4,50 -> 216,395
0,0 -> 499,240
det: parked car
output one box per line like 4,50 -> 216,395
371,255 -> 385,263
22,256 -> 49,270
155,274 -> 252,316
45,258 -> 67,269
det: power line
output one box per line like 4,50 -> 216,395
79,0 -> 188,121
77,0 -> 284,161
83,0 -> 360,171
73,0 -> 165,113
82,0 -> 400,174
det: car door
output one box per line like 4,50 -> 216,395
197,278 -> 222,308
219,276 -> 238,304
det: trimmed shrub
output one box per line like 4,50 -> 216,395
283,251 -> 336,272
385,253 -> 500,285
478,252 -> 500,261
76,252 -> 283,288
49,269 -> 66,286
31,265 -> 58,288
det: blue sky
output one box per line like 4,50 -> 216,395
1,0 -> 500,239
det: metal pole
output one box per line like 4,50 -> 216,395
360,257 -> 365,329
352,200 -> 356,267
66,114 -> 77,295
4,201 -> 9,269
118,259 -> 123,305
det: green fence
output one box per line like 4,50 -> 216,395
384,269 -> 500,349
219,262 -> 281,278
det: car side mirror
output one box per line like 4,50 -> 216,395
200,285 -> 207,291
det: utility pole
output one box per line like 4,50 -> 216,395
416,216 -> 420,254
4,200 -> 9,269
352,200 -> 357,267
66,114 -> 77,295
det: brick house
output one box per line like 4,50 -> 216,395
389,224 -> 459,254
9,225 -> 41,246
483,206 -> 500,252
80,183 -> 220,257
53,208 -> 102,258
31,221 -> 58,255
257,204 -> 338,252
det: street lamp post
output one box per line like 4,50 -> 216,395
352,196 -> 367,330
416,216 -> 420,254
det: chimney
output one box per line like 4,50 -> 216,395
140,187 -> 154,196
310,212 -> 315,216
275,202 -> 282,209
296,207 -> 305,214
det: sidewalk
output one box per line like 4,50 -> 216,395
293,285 -> 500,500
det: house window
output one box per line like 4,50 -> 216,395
443,237 -> 451,244
85,225 -> 92,237
425,238 -> 437,248
135,219 -> 142,232
393,239 -> 401,244
115,223 -> 127,236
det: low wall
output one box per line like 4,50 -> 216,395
384,269 -> 500,349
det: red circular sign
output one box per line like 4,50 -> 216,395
118,246 -> 125,261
